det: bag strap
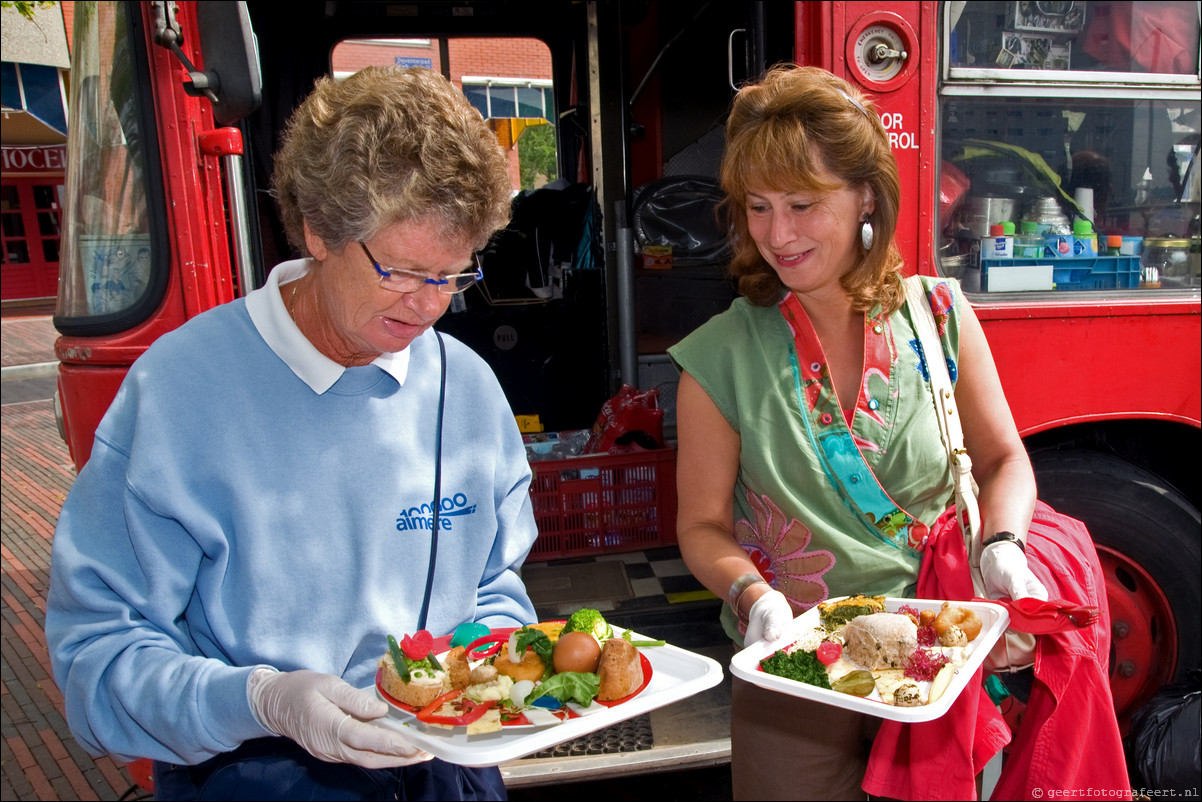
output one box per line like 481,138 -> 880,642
903,278 -> 984,565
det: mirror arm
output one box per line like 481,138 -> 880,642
150,1 -> 219,103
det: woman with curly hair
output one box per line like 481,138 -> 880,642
48,67 -> 532,801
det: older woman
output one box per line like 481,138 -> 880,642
46,67 -> 533,801
669,65 -> 1050,799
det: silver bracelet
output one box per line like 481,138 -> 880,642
728,572 -> 767,616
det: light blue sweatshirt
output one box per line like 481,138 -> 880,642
45,260 -> 538,764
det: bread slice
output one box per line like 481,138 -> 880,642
377,655 -> 449,708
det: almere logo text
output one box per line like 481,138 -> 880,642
396,493 -> 477,532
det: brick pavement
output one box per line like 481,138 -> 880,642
2,308 -> 146,801
1,307 -> 58,368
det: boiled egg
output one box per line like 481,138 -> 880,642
552,630 -> 602,674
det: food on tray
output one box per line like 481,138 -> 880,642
842,613 -> 918,670
381,609 -> 661,733
758,598 -> 979,708
817,594 -> 886,628
893,682 -> 922,707
928,663 -> 956,703
829,669 -> 875,697
562,607 -> 613,643
553,631 -> 603,674
528,620 -> 566,641
494,641 -> 548,682
597,637 -> 644,701
934,602 -> 982,643
759,647 -> 832,690
378,632 -> 451,708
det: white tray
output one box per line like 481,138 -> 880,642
370,626 -> 723,766
729,597 -> 1008,723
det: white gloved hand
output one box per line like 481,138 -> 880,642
980,541 -> 1049,601
247,668 -> 432,768
744,589 -> 794,645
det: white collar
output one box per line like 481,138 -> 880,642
245,259 -> 411,394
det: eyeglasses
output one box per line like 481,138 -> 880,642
360,242 -> 483,295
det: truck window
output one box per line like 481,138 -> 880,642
937,1 -> 1200,293
330,37 -> 557,192
56,1 -> 165,328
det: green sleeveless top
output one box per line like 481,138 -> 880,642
669,276 -> 964,643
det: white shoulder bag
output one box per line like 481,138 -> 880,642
904,277 -> 1036,672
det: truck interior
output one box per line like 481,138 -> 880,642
223,1 -> 797,433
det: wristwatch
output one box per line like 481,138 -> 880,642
982,530 -> 1026,553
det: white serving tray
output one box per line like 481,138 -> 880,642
370,626 -> 723,766
729,597 -> 1008,723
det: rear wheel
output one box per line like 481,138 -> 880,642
1031,450 -> 1200,724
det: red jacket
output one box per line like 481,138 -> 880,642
863,502 -> 1131,800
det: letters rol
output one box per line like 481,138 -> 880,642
880,112 -> 918,151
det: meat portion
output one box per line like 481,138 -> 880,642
841,613 -> 918,670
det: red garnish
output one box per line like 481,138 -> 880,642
465,633 -> 506,660
415,689 -> 497,726
916,625 -> 937,648
816,641 -> 842,666
400,630 -> 434,660
904,647 -> 949,681
896,604 -> 922,625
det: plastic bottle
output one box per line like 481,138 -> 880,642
1015,221 -> 1043,258
1072,219 -> 1097,257
1105,235 -> 1123,256
982,223 -> 1013,259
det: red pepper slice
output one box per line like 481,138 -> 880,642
414,689 -> 497,726
464,633 -> 506,660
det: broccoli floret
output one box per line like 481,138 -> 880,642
562,608 -> 613,643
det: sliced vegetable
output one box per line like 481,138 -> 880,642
415,689 -> 497,726
816,641 -> 842,666
400,630 -> 434,661
830,669 -> 876,697
928,663 -> 956,703
621,630 -> 666,648
465,633 -> 505,660
387,635 -> 411,682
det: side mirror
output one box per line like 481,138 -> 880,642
193,2 -> 262,125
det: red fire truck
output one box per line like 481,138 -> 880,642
54,0 -> 1198,751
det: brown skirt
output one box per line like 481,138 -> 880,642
730,675 -> 882,801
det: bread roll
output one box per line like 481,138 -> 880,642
377,655 -> 449,708
444,646 -> 471,690
597,638 -> 643,701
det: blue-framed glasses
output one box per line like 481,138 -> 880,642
360,242 -> 483,295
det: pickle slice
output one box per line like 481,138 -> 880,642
830,669 -> 876,697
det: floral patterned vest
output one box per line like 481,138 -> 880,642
669,276 -> 964,644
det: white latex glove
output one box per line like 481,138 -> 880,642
247,668 -> 431,768
980,541 -> 1049,601
744,589 -> 793,645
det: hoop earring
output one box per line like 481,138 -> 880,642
860,220 -> 874,251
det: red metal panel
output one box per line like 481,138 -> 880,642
979,301 -> 1202,436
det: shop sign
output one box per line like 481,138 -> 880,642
1,145 -> 68,174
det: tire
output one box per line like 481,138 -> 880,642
1031,450 -> 1201,722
